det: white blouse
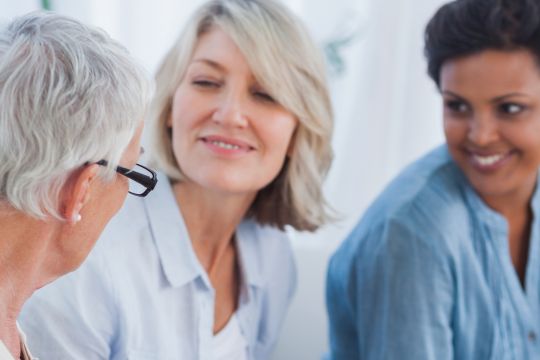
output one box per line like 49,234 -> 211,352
20,172 -> 296,360
213,314 -> 248,360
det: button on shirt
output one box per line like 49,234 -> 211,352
326,145 -> 540,360
19,173 -> 296,360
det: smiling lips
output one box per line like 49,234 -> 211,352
200,135 -> 254,154
468,149 -> 514,171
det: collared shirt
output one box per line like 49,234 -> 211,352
0,341 -> 14,360
326,145 -> 540,360
19,173 -> 296,360
0,326 -> 35,360
212,314 -> 248,360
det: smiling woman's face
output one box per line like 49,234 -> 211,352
168,27 -> 297,196
441,49 -> 540,207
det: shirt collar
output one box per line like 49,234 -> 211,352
0,340 -> 14,360
461,169 -> 540,232
0,324 -> 36,360
236,220 -> 264,289
531,173 -> 540,216
143,172 -> 265,290
143,172 -> 203,287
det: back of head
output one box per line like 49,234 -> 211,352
0,11 -> 151,219
150,0 -> 334,231
425,0 -> 540,86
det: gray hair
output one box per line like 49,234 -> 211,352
149,0 -> 334,231
0,11 -> 151,219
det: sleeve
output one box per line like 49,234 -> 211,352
326,216 -> 454,360
19,247 -> 117,360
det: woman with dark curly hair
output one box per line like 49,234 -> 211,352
327,0 -> 540,358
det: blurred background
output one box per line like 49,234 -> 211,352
2,0 -> 448,358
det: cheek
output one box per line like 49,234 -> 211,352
444,119 -> 466,144
170,108 -> 197,158
269,114 -> 297,149
502,122 -> 540,148
107,177 -> 130,214
170,85 -> 199,130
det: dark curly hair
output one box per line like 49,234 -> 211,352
424,0 -> 540,86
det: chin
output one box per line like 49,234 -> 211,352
197,174 -> 263,195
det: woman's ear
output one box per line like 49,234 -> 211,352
63,164 -> 99,225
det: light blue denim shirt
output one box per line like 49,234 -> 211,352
326,145 -> 540,360
19,173 -> 296,360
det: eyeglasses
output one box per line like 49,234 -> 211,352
95,160 -> 157,197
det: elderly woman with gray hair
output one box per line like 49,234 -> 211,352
0,11 -> 156,360
20,0 -> 334,359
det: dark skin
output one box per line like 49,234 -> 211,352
441,49 -> 540,288
507,207 -> 532,286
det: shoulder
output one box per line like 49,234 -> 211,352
237,219 -> 296,294
331,146 -> 471,274
91,173 -> 177,270
93,195 -> 149,252
238,220 -> 294,270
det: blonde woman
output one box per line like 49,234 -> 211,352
20,0 -> 333,359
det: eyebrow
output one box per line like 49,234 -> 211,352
442,90 -> 528,103
491,93 -> 528,102
191,58 -> 226,72
441,90 -> 466,100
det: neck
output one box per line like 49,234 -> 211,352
172,181 -> 255,273
0,209 -> 57,358
479,176 -> 536,221
478,178 -> 536,287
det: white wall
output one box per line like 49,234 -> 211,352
273,1 -> 448,358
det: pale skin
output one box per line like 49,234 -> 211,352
0,124 -> 143,358
173,180 -> 253,333
169,27 -> 297,333
441,50 -> 540,285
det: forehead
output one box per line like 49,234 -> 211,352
440,49 -> 540,96
191,27 -> 249,71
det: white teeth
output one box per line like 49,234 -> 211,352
473,153 -> 505,166
210,140 -> 240,150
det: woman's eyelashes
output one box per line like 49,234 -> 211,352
497,102 -> 526,117
189,73 -> 276,104
192,78 -> 221,88
252,89 -> 275,103
445,99 -> 470,115
444,98 -> 528,119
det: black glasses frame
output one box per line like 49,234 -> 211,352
95,160 -> 157,197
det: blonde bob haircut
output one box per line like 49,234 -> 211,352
149,0 -> 333,231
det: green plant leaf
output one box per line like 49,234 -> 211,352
41,0 -> 52,10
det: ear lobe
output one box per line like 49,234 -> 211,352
63,164 -> 99,225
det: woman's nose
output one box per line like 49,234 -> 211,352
467,114 -> 499,146
211,90 -> 248,128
